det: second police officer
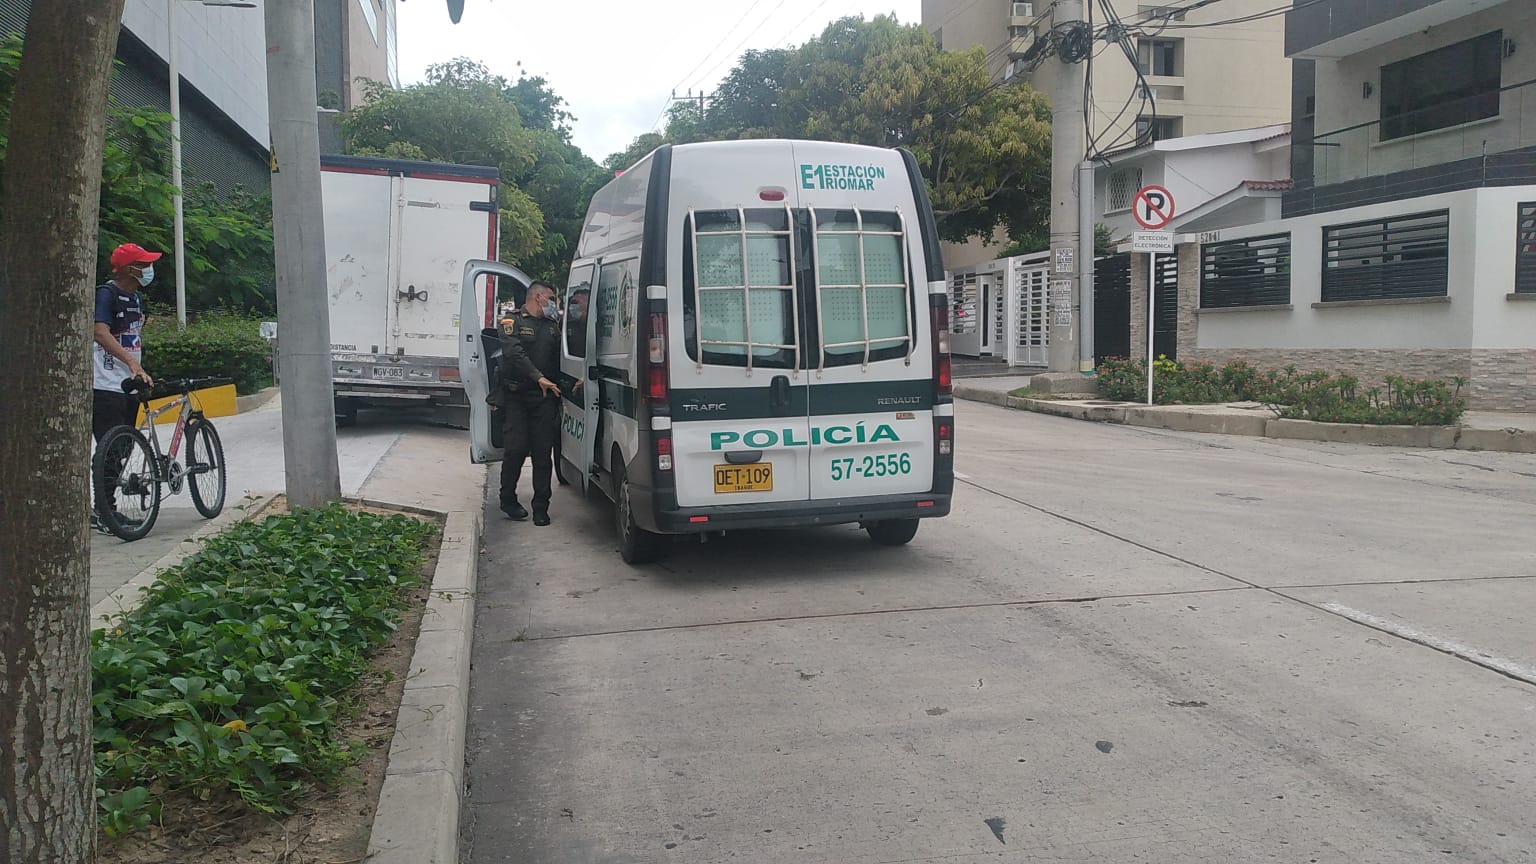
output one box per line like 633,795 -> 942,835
496,280 -> 578,526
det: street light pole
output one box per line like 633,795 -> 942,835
168,0 -> 186,329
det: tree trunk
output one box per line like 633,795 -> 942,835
0,3 -> 128,863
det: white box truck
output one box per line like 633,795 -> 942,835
320,154 -> 500,424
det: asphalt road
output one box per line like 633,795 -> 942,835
464,401 -> 1536,864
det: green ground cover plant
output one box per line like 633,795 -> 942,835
91,506 -> 437,837
1093,356 -> 1466,426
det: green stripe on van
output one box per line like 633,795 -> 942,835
671,380 -> 931,422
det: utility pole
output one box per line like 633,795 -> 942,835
264,1 -> 341,507
1047,0 -> 1088,374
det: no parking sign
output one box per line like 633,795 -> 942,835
1132,185 -> 1175,230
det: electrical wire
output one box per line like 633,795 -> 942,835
769,0 -> 839,49
648,0 -> 770,133
684,0 -> 790,94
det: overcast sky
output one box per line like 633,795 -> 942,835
396,0 -> 921,163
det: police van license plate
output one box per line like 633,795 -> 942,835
713,463 -> 773,493
371,365 -> 405,380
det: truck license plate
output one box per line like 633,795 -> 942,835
372,365 -> 405,380
713,463 -> 772,493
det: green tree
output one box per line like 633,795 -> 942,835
605,131 -> 669,174
612,15 -> 1052,244
341,61 -> 608,284
1,2 -> 127,861
503,75 -> 609,285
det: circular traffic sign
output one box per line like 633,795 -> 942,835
1132,185 -> 1176,230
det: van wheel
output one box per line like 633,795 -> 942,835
614,462 -> 668,564
866,518 -> 920,547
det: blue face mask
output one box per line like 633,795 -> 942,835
137,265 -> 155,287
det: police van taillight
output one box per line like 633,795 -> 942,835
647,312 -> 669,403
656,436 -> 673,472
931,304 -> 952,397
937,421 -> 953,456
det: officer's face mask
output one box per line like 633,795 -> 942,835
542,299 -> 559,318
136,265 -> 155,287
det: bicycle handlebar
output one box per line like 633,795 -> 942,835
121,376 -> 235,401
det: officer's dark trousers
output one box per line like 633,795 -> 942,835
501,394 -> 559,511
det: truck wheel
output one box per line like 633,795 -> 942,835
866,518 -> 920,547
334,397 -> 359,428
613,462 -> 667,564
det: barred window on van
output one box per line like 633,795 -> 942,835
814,210 -> 912,368
683,208 -> 798,368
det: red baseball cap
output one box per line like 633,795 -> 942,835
110,243 -> 162,271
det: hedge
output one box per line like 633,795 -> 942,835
141,313 -> 272,395
1096,357 -> 1467,426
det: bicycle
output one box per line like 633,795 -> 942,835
92,377 -> 229,542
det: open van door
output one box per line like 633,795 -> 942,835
558,261 -> 599,491
459,259 -> 533,464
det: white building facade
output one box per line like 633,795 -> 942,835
1163,0 -> 1536,411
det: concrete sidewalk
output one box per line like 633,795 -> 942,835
955,379 -> 1536,453
89,396 -> 489,609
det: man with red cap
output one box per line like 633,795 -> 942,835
93,243 -> 158,524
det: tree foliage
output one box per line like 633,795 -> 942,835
608,15 -> 1052,243
340,61 -> 608,285
0,33 -> 277,314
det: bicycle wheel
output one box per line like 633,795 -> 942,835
186,418 -> 226,518
92,426 -> 162,542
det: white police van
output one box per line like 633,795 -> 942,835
459,140 -> 954,563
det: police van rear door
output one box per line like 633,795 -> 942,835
459,259 -> 533,464
668,146 -> 813,507
558,261 -> 596,491
795,142 -> 935,501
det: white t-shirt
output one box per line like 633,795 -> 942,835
93,283 -> 145,392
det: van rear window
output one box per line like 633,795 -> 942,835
683,208 -> 798,369
813,209 -> 912,368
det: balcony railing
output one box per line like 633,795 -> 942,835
1310,77 -> 1536,187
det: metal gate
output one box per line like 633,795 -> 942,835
949,271 -> 981,356
1006,253 -> 1049,367
1094,253 -> 1131,362
1154,253 -> 1179,361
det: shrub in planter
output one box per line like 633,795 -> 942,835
142,313 -> 272,395
1274,373 -> 1466,426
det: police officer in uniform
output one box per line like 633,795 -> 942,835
496,280 -> 575,525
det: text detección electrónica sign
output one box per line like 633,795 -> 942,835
1132,231 -> 1174,254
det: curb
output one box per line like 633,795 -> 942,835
90,494 -> 278,628
365,507 -> 480,864
974,394 -> 1536,453
235,387 -> 280,414
91,495 -> 480,864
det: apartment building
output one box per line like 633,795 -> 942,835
922,0 -> 1292,152
1153,0 -> 1536,410
315,0 -> 399,110
0,0 -> 270,196
315,0 -> 400,151
0,3 -> 400,186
